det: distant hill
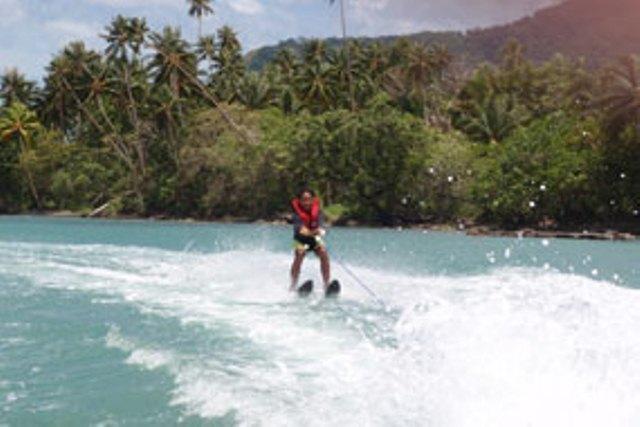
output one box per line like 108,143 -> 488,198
246,0 -> 640,70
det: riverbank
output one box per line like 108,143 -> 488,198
9,210 -> 636,242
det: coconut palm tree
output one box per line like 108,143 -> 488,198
40,42 -> 101,131
297,62 -> 334,113
0,69 -> 39,108
302,39 -> 328,69
102,16 -> 149,132
147,26 -> 196,101
384,43 -> 450,119
457,93 -> 525,144
187,0 -> 214,38
327,0 -> 354,110
195,34 -> 216,70
213,26 -> 245,102
598,55 -> 640,134
236,72 -> 273,109
274,48 -> 298,82
148,26 -> 257,145
328,46 -> 356,109
0,102 -> 42,208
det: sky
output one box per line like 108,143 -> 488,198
0,0 -> 559,81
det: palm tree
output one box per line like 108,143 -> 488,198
40,42 -> 101,131
328,46 -> 357,109
0,69 -> 39,108
598,55 -> 640,134
151,84 -> 184,173
302,39 -> 328,69
147,27 -> 196,101
384,43 -> 452,119
213,26 -> 245,102
0,102 -> 42,208
457,93 -> 525,144
102,16 -> 149,133
148,26 -> 257,145
327,0 -> 355,110
196,34 -> 216,70
298,62 -> 334,113
44,42 -> 150,211
274,48 -> 298,82
363,42 -> 389,82
187,0 -> 214,38
236,72 -> 273,109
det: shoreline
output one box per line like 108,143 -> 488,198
4,210 -> 637,241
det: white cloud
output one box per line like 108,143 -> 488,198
227,0 -> 264,15
45,20 -> 97,40
87,0 -> 179,8
42,19 -> 103,51
349,0 -> 561,34
0,0 -> 25,27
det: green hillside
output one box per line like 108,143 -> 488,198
247,0 -> 640,69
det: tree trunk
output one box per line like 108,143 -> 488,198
339,0 -> 356,112
18,145 -> 41,210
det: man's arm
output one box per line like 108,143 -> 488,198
293,213 -> 309,236
310,212 -> 326,236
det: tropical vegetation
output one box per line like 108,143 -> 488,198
1,3 -> 639,231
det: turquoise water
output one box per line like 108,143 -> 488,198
2,216 -> 640,426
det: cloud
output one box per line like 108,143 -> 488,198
41,19 -> 103,53
0,0 -> 25,27
45,20 -> 97,40
227,0 -> 264,15
349,0 -> 561,34
87,0 -> 179,8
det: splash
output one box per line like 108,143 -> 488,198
3,241 -> 640,426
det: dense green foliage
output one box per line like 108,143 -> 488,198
1,3 -> 640,230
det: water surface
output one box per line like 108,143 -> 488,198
2,216 -> 640,426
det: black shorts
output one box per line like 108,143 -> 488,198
293,233 -> 324,252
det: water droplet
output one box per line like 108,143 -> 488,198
447,176 -> 454,183
591,269 -> 599,276
541,239 -> 550,247
504,248 -> 511,259
620,173 -> 627,179
529,201 -> 536,208
543,263 -> 550,270
540,184 -> 547,191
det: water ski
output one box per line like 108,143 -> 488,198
297,280 -> 314,296
325,280 -> 341,297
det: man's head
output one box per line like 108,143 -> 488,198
298,188 -> 315,211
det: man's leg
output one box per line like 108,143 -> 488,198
315,246 -> 331,289
290,249 -> 306,291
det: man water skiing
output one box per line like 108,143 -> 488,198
289,188 -> 332,293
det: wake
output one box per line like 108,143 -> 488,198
2,241 -> 640,426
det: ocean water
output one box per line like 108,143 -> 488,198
2,216 -> 640,426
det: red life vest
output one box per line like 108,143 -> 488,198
292,197 -> 321,230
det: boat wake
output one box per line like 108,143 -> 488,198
2,241 -> 640,426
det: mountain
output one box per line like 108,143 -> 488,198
246,0 -> 640,69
